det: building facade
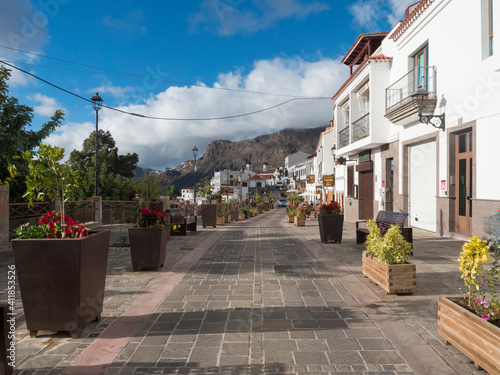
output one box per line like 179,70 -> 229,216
332,0 -> 500,238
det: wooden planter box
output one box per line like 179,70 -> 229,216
225,214 -> 231,223
201,204 -> 218,228
216,216 -> 225,226
318,214 -> 344,243
11,230 -> 110,338
286,215 -> 294,223
230,211 -> 239,221
438,296 -> 500,374
294,216 -> 306,226
128,227 -> 167,272
362,251 -> 416,294
238,213 -> 245,220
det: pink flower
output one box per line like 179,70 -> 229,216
481,315 -> 490,321
475,298 -> 482,303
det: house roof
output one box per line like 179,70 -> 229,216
341,31 -> 390,67
390,0 -> 433,42
248,174 -> 265,180
331,54 -> 393,101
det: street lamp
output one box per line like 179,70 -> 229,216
91,93 -> 103,197
192,146 -> 198,205
412,89 -> 445,131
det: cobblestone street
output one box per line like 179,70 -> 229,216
0,208 -> 487,374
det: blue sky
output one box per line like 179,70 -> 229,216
0,0 -> 415,170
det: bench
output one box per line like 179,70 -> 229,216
356,211 -> 413,245
169,207 -> 197,236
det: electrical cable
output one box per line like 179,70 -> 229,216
0,44 -> 330,99
0,60 -> 330,121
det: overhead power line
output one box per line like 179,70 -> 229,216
0,60 -> 330,121
0,44 -> 329,99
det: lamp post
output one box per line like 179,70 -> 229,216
91,93 -> 103,197
412,89 -> 445,131
192,146 -> 198,205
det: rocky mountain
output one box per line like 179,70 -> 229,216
159,126 -> 325,194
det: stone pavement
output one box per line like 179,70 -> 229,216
0,209 -> 489,374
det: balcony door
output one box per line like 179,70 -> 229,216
414,45 -> 429,91
455,131 -> 474,236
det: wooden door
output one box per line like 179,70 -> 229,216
455,131 -> 473,236
385,158 -> 394,212
359,170 -> 374,220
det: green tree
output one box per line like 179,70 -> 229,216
0,66 -> 64,201
21,144 -> 81,227
133,174 -> 164,206
68,130 -> 138,200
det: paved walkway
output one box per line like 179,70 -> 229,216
0,209 -> 488,374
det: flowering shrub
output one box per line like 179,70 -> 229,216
16,211 -> 87,239
319,201 -> 343,215
286,203 -> 298,217
364,220 -> 412,264
138,206 -> 167,228
458,237 -> 500,322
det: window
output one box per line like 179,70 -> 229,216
414,45 -> 429,91
489,0 -> 494,56
347,166 -> 354,197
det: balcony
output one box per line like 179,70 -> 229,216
352,113 -> 370,142
385,66 -> 437,124
338,125 -> 349,148
337,113 -> 370,149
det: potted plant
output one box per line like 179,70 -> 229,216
238,207 -> 246,220
128,206 -> 168,272
229,200 -> 239,221
438,237 -> 500,374
362,220 -> 415,294
318,200 -> 344,243
286,204 -> 296,223
294,206 -> 307,226
216,204 -> 228,225
11,144 -> 110,339
199,178 -> 218,228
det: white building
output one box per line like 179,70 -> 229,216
314,123 -> 336,204
331,0 -> 500,238
181,188 -> 194,202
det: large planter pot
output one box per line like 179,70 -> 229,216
225,214 -> 231,223
318,214 -> 344,243
286,215 -> 294,223
438,296 -> 500,374
11,230 -> 110,338
244,210 -> 249,219
201,204 -> 218,228
216,216 -> 225,226
230,211 -> 239,221
128,227 -> 167,272
362,251 -> 416,294
294,216 -> 306,226
263,203 -> 270,211
238,213 -> 245,220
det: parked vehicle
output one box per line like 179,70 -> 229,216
278,198 -> 288,207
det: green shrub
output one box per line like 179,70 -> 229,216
365,220 -> 412,264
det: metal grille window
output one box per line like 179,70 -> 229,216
347,166 -> 354,197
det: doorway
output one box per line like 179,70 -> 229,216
455,131 -> 473,236
385,158 -> 394,212
359,170 -> 374,220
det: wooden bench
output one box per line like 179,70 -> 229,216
356,211 -> 413,245
169,207 -> 197,236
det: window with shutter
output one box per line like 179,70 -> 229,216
347,166 -> 354,197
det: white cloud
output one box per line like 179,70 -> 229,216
190,0 -> 329,36
47,57 -> 347,170
348,0 -> 417,30
29,93 -> 67,117
45,122 -> 95,159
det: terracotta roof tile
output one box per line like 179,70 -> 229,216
390,0 -> 433,42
